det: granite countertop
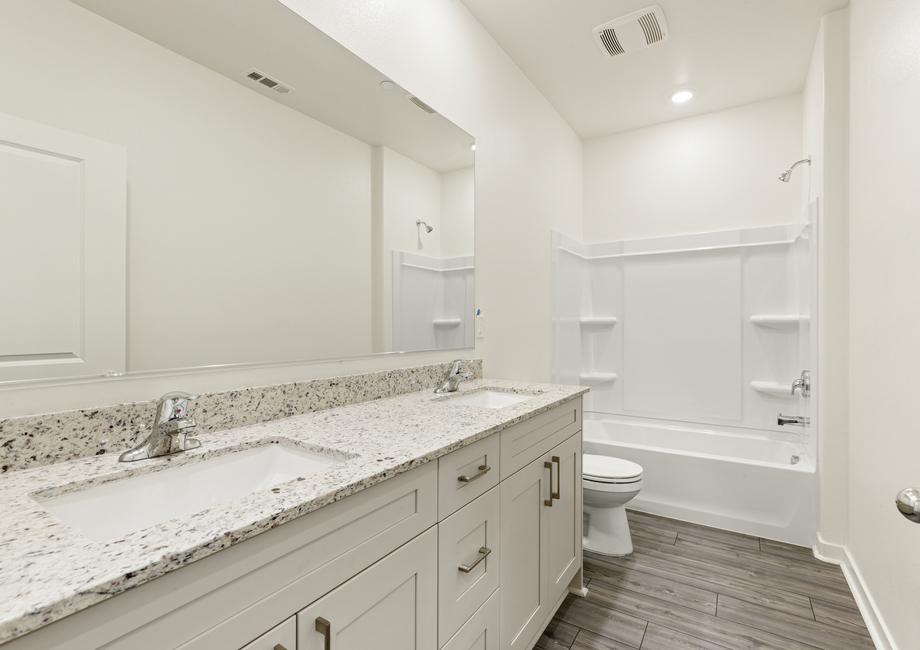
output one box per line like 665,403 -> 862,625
0,379 -> 586,645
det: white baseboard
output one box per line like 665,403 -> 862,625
812,535 -> 897,650
813,531 -> 847,564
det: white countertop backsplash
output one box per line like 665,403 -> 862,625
0,378 -> 586,645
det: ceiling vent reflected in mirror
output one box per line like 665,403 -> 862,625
405,94 -> 437,114
592,5 -> 669,58
241,67 -> 294,94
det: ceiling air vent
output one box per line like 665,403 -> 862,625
592,5 -> 669,58
241,68 -> 294,95
405,94 -> 437,114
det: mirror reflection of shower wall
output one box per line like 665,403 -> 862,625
372,147 -> 475,352
0,0 -> 475,382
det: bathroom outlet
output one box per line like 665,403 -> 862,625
476,315 -> 484,338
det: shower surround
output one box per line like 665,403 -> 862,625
552,202 -> 818,545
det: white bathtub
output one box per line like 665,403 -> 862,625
583,413 -> 818,546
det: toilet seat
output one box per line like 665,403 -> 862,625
583,454 -> 643,484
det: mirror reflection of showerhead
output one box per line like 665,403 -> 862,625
416,219 -> 433,233
778,156 -> 811,182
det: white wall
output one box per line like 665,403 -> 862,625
440,166 -> 475,259
0,0 -> 374,373
0,0 -> 583,417
847,0 -> 920,646
584,94 -> 803,243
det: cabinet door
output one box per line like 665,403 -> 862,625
499,452 -> 551,650
546,432 -> 582,604
297,527 -> 437,650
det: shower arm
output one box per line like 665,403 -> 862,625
788,157 -> 811,173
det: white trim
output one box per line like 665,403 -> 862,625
812,535 -> 897,650
555,220 -> 808,260
401,263 -> 474,272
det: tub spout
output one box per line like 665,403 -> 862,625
778,414 -> 810,427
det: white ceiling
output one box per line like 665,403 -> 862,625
459,0 -> 849,140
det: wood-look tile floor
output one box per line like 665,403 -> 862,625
538,510 -> 875,650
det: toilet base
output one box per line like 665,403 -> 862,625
583,503 -> 633,556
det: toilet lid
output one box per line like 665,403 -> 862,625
583,454 -> 643,481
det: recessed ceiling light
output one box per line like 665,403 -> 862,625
380,80 -> 395,90
670,89 -> 694,103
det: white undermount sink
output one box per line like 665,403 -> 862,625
446,390 -> 533,409
34,443 -> 345,543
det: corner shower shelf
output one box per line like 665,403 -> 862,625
580,372 -> 617,385
579,317 -> 618,330
750,381 -> 795,397
432,319 -> 462,328
750,315 -> 808,329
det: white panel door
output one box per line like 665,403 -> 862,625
500,452 -> 550,650
297,527 -> 437,650
545,433 -> 582,603
0,112 -> 125,381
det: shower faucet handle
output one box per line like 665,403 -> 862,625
791,370 -> 811,397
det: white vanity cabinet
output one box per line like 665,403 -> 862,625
3,397 -> 583,650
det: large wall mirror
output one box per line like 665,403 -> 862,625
0,0 -> 474,383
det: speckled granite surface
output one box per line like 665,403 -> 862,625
0,378 -> 586,645
0,360 -> 482,474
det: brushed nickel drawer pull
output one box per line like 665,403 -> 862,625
552,456 -> 561,500
315,617 -> 331,650
458,465 -> 491,483
545,461 -> 554,507
458,546 -> 492,573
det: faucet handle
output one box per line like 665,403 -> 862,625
156,391 -> 198,420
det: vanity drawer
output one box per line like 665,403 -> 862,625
438,486 -> 501,647
500,399 -> 581,480
441,588 -> 500,650
438,433 -> 500,519
239,616 -> 295,650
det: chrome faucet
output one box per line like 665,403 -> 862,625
119,391 -> 201,462
434,359 -> 473,394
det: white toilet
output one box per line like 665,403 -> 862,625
582,454 -> 644,556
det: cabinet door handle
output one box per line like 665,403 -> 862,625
315,616 -> 331,650
545,461 -> 554,506
273,645 -> 288,650
458,465 -> 491,483
458,546 -> 491,573
551,456 -> 561,501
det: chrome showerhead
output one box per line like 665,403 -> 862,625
778,156 -> 811,183
416,219 -> 433,233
